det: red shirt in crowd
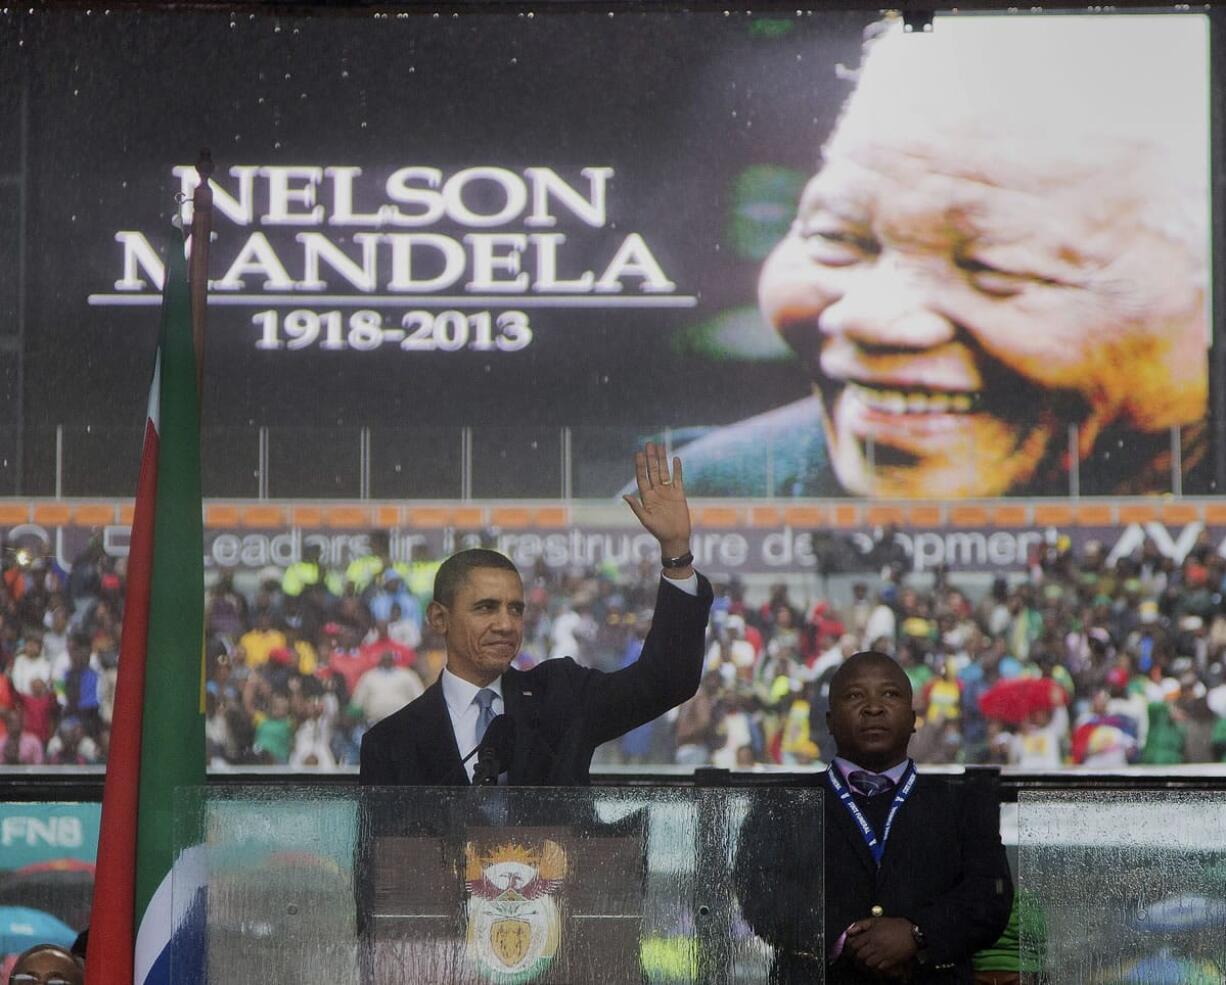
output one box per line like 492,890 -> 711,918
19,690 -> 57,744
358,636 -> 416,670
327,648 -> 376,696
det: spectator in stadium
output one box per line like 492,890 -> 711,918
674,671 -> 721,766
549,597 -> 596,664
0,707 -> 44,765
56,633 -> 100,738
368,569 -> 421,630
41,606 -> 69,667
385,601 -> 422,651
346,531 -> 404,594
66,536 -> 105,618
325,623 -> 375,697
290,680 -> 338,769
281,625 -> 319,676
238,609 -> 288,669
282,543 -> 343,599
252,692 -> 294,765
47,716 -> 97,765
350,650 -> 424,727
676,14 -> 1208,500
10,633 -> 52,697
707,614 -> 757,679
18,677 -> 57,748
359,620 -> 416,671
205,570 -> 248,644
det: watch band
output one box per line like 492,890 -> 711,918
661,550 -> 694,569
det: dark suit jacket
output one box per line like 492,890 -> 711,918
359,574 -> 713,786
735,770 -> 1013,985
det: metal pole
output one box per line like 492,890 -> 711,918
561,427 -> 572,500
360,427 -> 371,500
258,426 -> 269,500
14,83 -> 28,494
188,150 -> 214,398
1068,424 -> 1080,498
461,427 -> 473,501
765,435 -> 775,498
1172,425 -> 1183,497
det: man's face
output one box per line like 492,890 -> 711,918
826,659 -> 916,770
11,948 -> 83,985
759,68 -> 1206,498
428,568 -> 524,686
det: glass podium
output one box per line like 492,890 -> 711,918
173,785 -> 824,985
1018,791 -> 1226,984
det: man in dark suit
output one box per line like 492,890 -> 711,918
736,651 -> 1013,984
359,443 -> 713,787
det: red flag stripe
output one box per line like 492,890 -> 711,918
85,415 -> 158,985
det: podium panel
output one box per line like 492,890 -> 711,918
173,786 -> 823,985
1018,791 -> 1226,984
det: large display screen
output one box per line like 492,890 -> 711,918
0,9 -> 1212,499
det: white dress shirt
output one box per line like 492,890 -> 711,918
441,669 -> 505,781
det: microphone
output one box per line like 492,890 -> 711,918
469,714 -> 516,786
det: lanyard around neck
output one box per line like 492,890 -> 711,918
826,762 -> 917,868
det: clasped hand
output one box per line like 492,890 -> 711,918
843,916 -> 918,981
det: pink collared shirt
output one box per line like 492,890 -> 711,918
832,756 -> 912,787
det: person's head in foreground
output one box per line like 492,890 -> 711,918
428,548 -> 523,687
9,944 -> 84,985
826,650 -> 916,770
760,14 -> 1209,498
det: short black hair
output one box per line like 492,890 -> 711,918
828,650 -> 912,704
433,549 -> 520,606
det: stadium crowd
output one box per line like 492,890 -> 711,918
3,528 -> 1226,770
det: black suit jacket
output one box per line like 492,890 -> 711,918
359,574 -> 713,786
735,770 -> 1013,985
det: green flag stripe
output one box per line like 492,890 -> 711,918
133,241 -> 206,921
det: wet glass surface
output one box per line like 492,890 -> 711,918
1018,791 -> 1226,985
173,785 -> 823,984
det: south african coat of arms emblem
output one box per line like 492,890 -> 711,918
465,840 -> 567,984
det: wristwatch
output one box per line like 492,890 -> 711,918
661,550 -> 694,569
911,924 -> 929,966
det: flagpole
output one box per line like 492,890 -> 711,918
87,205 -> 207,985
189,149 -> 213,393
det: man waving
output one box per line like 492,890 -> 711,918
359,443 -> 713,786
